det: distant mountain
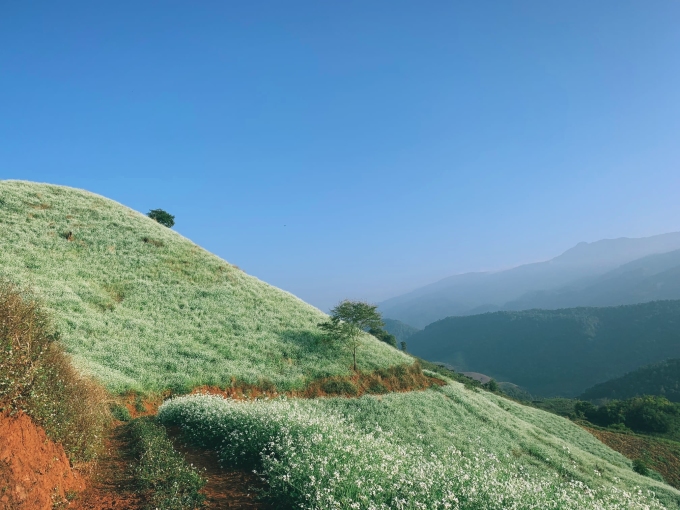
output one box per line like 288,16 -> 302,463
506,249 -> 680,310
580,359 -> 680,403
407,300 -> 680,397
382,318 -> 420,342
380,233 -> 680,328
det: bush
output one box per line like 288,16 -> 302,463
633,459 -> 649,476
128,417 -> 206,509
368,328 -> 397,348
0,280 -> 109,461
147,209 -> 175,228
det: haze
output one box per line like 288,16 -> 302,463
2,1 -> 679,312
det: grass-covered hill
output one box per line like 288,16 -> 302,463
581,359 -> 680,403
407,301 -> 680,397
0,181 -> 409,394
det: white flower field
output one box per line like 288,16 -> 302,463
159,381 -> 680,509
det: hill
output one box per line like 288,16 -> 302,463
382,318 -> 419,342
0,181 -> 409,394
380,233 -> 680,327
407,300 -> 680,397
581,359 -> 680,403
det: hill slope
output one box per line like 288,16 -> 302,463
0,181 -> 409,393
581,358 -> 680,403
380,233 -> 680,327
407,301 -> 680,397
159,379 -> 680,508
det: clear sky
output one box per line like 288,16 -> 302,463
2,1 -> 680,312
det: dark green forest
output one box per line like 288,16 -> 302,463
581,358 -> 680,403
408,300 -> 680,397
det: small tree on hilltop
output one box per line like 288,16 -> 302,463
147,209 -> 175,228
318,300 -> 384,371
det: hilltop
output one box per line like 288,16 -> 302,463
407,300 -> 680,397
0,181 -> 409,394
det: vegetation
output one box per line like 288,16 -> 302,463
382,318 -> 419,343
408,301 -> 680,396
368,326 -> 397,347
581,359 -> 680,403
0,181 -> 409,394
128,417 -> 206,509
575,397 -> 680,439
159,380 -> 679,510
318,300 -> 384,371
147,208 -> 175,228
0,279 -> 109,462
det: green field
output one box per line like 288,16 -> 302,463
0,181 -> 409,393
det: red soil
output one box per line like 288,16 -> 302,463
0,412 -> 84,509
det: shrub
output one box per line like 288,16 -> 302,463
633,459 -> 649,476
0,280 -> 109,461
128,417 -> 206,509
147,209 -> 175,228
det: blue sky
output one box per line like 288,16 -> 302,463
2,1 -> 680,311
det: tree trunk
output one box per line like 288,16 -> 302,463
353,345 -> 357,372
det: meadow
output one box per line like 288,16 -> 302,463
0,181 -> 409,393
159,376 -> 680,510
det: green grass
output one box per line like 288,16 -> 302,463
0,181 -> 410,394
128,417 -> 206,509
159,378 -> 680,509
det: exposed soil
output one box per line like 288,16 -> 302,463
584,426 -> 680,489
193,363 -> 445,401
167,428 -> 275,510
0,411 -> 84,510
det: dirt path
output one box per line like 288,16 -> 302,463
73,425 -> 144,510
167,428 -> 275,510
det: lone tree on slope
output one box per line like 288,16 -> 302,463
147,209 -> 175,228
318,300 -> 384,371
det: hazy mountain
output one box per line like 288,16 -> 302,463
506,249 -> 680,310
580,358 -> 680,403
380,233 -> 680,328
407,300 -> 680,397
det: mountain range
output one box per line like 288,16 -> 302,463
380,233 -> 680,328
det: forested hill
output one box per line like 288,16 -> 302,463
581,358 -> 680,403
408,300 -> 680,397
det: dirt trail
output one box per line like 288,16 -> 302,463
167,428 -> 274,510
72,425 -> 143,510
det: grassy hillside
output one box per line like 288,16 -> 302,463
160,378 -> 680,509
0,181 -> 409,393
408,301 -> 680,397
581,359 -> 680,403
